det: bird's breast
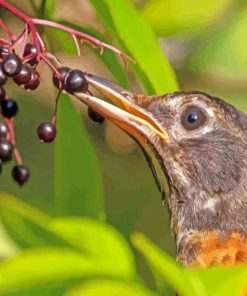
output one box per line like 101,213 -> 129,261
178,231 -> 247,267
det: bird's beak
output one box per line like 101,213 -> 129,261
73,74 -> 168,143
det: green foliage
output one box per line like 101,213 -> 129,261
89,0 -> 178,94
42,0 -> 56,19
65,280 -> 158,296
54,94 -> 104,219
1,194 -> 247,296
141,0 -> 232,37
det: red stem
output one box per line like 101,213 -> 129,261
0,0 -> 41,52
33,18 -> 134,63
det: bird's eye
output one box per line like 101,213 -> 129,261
180,106 -> 207,131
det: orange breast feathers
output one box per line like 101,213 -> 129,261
178,232 -> 247,268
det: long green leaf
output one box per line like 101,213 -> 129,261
0,247 -> 132,293
190,266 -> 247,296
50,217 -> 135,279
0,195 -> 134,282
132,233 -> 194,296
43,0 -> 56,19
66,280 -> 158,296
141,0 -> 232,37
89,0 -> 179,94
0,193 -> 72,249
54,93 -> 104,219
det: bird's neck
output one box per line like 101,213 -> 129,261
168,181 -> 247,267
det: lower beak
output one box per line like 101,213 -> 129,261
72,74 -> 168,143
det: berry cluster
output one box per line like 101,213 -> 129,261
0,48 -> 39,185
0,0 -> 130,186
0,47 -> 105,185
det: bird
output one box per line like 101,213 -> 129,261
73,74 -> 247,268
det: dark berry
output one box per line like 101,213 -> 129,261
0,123 -> 8,139
0,87 -> 6,100
1,99 -> 18,118
13,64 -> 31,86
64,69 -> 88,93
12,165 -> 30,186
0,46 -> 9,59
2,53 -> 22,77
53,67 -> 70,89
23,43 -> 38,66
24,70 -> 40,90
0,140 -> 12,162
0,66 -> 7,86
87,107 -> 105,124
37,122 -> 56,143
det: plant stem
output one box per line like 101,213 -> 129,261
0,0 -> 41,52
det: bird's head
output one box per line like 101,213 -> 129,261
73,76 -> 247,248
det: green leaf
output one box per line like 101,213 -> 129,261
65,280 -> 158,296
1,285 -> 67,296
132,233 -> 194,296
43,0 -> 56,19
190,11 -> 247,88
141,0 -> 232,37
190,266 -> 247,296
54,93 -> 104,219
0,193 -> 72,249
0,195 -> 135,280
50,217 -> 135,279
0,247 -> 133,293
89,0 -> 178,94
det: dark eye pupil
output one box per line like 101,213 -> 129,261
181,106 -> 207,131
187,111 -> 198,123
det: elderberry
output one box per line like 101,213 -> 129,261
23,43 -> 38,66
13,64 -> 31,86
2,53 -> 22,77
53,67 -> 70,89
87,107 -> 105,124
0,140 -> 13,162
64,69 -> 88,93
0,46 -> 9,59
0,123 -> 8,139
12,165 -> 30,186
0,66 -> 7,86
24,70 -> 40,90
1,99 -> 19,118
37,122 -> 56,143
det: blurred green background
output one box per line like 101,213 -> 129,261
1,0 -> 247,294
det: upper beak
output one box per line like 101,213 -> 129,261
72,74 -> 168,144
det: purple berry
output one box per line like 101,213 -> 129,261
53,67 -> 70,89
0,122 -> 8,139
0,65 -> 7,86
12,165 -> 30,186
0,46 -> 9,59
13,64 -> 31,85
23,43 -> 38,66
0,140 -> 12,162
64,69 -> 88,93
1,99 -> 18,118
2,53 -> 22,77
87,107 -> 105,124
24,70 -> 40,90
37,122 -> 56,143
